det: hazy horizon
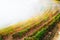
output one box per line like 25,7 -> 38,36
0,0 -> 52,29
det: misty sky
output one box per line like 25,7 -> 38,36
0,0 -> 52,29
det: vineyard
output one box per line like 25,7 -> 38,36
0,7 -> 60,40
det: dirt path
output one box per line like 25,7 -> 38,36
52,22 -> 60,40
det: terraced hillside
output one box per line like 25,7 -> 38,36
0,8 -> 60,40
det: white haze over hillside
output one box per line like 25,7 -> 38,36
0,0 -> 52,29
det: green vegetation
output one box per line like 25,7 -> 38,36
24,13 -> 60,40
0,35 -> 3,40
0,12 -> 60,40
12,13 -> 50,38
